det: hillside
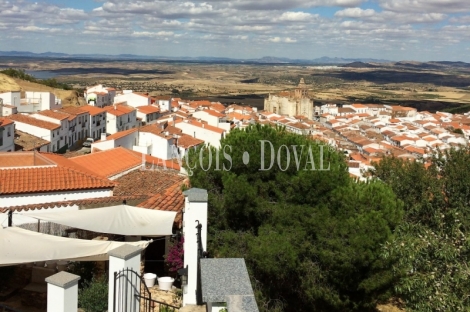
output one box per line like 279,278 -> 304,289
0,73 -> 83,106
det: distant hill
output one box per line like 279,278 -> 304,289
394,61 -> 443,70
0,50 -> 391,65
339,62 -> 379,68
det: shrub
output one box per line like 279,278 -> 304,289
165,236 -> 184,273
78,274 -> 108,312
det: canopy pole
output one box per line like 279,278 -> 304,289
8,210 -> 12,227
37,220 -> 40,232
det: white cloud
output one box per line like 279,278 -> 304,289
278,11 -> 317,21
335,8 -> 375,17
379,0 -> 469,13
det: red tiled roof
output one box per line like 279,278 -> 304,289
79,105 -> 106,116
140,125 -> 172,139
60,106 -> 88,116
204,110 -> 225,118
9,114 -> 60,130
177,134 -> 205,149
127,150 -> 181,171
137,180 -> 188,227
136,105 -> 160,114
103,104 -> 135,116
69,147 -> 143,178
37,110 -> 69,121
0,164 -> 114,195
0,117 -> 14,127
96,128 -> 138,142
164,125 -> 183,135
210,103 -> 226,113
176,119 -> 225,134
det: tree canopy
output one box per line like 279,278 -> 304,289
372,148 -> 470,311
185,124 -> 403,311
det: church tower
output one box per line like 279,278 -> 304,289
294,78 -> 308,99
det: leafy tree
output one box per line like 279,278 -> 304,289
186,124 -> 403,311
371,148 -> 470,311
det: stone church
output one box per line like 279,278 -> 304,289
264,78 -> 314,120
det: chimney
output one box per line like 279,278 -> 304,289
202,124 -> 205,128
101,133 -> 107,141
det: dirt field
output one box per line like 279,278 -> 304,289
1,57 -> 470,112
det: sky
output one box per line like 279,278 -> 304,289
0,0 -> 469,62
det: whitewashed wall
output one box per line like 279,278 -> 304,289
175,122 -> 223,149
0,123 -> 15,152
192,111 -> 219,127
12,120 -> 59,152
114,93 -> 150,108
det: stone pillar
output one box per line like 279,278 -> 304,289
182,188 -> 208,306
46,271 -> 80,312
108,244 -> 142,312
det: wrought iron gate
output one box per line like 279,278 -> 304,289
113,268 -> 180,312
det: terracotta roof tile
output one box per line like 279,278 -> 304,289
95,128 -> 138,142
103,104 -> 135,117
69,147 -> 143,178
60,106 -> 88,116
9,114 -> 60,130
0,162 -> 114,195
0,117 -> 14,127
79,105 -> 106,116
37,110 -> 69,121
136,105 -> 160,114
177,134 -> 205,149
175,119 -> 225,134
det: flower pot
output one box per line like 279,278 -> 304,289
157,277 -> 174,291
144,273 -> 157,288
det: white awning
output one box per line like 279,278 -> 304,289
0,227 -> 150,266
18,205 -> 176,237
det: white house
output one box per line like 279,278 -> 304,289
85,85 -> 116,107
32,110 -> 70,149
192,110 -> 231,132
114,91 -> 152,108
79,105 -> 107,140
60,107 -> 91,143
8,113 -> 61,152
103,104 -> 137,135
137,125 -> 176,160
91,129 -> 139,152
14,91 -> 62,113
155,96 -> 171,112
0,117 -> 15,152
136,105 -> 160,125
0,91 -> 21,107
175,119 -> 225,149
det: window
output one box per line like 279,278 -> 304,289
7,128 -> 11,137
0,128 -> 3,146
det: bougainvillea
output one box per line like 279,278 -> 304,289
165,236 -> 184,272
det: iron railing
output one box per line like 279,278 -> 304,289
135,295 -> 180,312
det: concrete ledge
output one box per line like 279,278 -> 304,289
109,244 -> 142,260
45,271 -> 80,289
183,188 -> 208,202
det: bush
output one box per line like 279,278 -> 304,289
78,274 -> 108,312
